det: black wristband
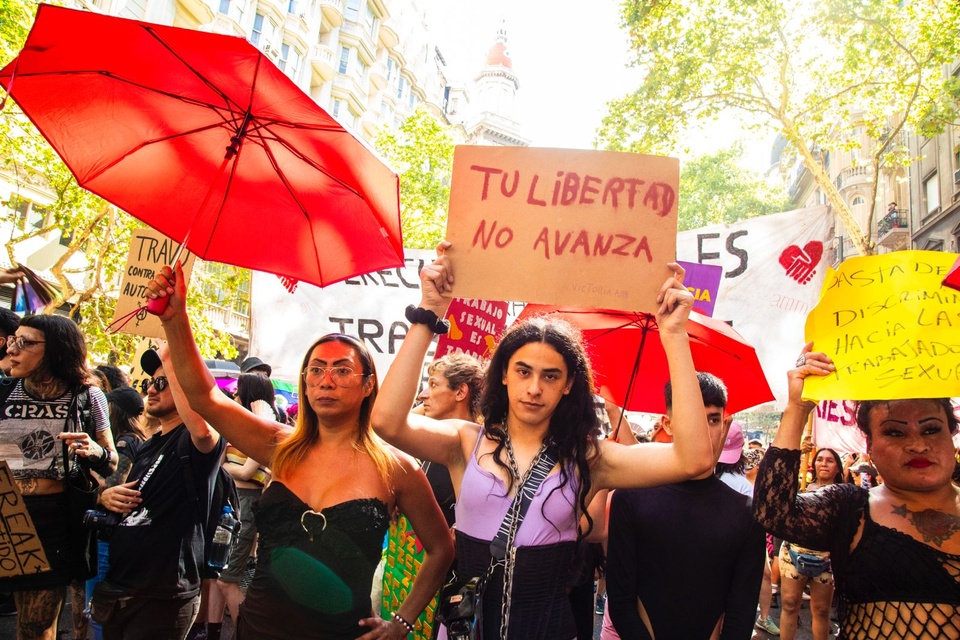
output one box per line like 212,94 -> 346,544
404,305 -> 450,334
89,446 -> 114,476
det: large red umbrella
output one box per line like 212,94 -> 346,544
516,305 -> 774,415
0,4 -> 403,288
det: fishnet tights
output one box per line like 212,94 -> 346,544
841,602 -> 960,639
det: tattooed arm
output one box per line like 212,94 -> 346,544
100,455 -> 135,491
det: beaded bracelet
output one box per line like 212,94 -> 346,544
390,611 -> 414,634
404,304 -> 450,334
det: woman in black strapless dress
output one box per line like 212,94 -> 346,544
147,264 -> 454,640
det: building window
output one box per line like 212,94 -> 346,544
851,196 -> 865,205
287,0 -> 297,13
338,46 -> 350,74
331,98 -> 344,118
364,3 -> 377,37
397,75 -> 406,100
251,13 -> 264,44
219,0 -> 230,14
344,0 -> 361,22
924,172 -> 940,215
280,44 -> 302,81
386,58 -> 397,82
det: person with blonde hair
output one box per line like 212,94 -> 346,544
145,264 -> 454,640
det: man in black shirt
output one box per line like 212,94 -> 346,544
606,373 -> 766,640
98,346 -> 224,640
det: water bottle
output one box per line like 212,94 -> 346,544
208,506 -> 238,569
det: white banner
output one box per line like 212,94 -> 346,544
249,250 -> 437,384
677,206 -> 835,408
812,400 -> 868,455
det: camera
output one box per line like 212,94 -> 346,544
83,509 -> 122,532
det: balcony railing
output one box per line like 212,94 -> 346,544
876,208 -> 910,251
834,165 -> 871,191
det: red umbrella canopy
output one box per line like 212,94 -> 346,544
515,305 -> 774,415
0,4 -> 402,287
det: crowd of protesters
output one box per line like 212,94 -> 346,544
0,246 -> 956,640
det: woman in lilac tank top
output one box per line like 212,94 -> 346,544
372,243 -> 717,640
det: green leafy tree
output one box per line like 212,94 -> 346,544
679,145 -> 790,231
598,0 -> 960,256
375,107 -> 455,249
0,0 -> 239,364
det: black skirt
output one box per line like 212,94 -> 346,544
454,530 -> 578,640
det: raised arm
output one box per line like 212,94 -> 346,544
753,343 -> 856,549
370,243 -> 477,470
158,343 -> 219,454
146,263 -> 291,464
592,264 -> 713,490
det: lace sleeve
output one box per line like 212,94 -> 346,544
753,447 -> 865,552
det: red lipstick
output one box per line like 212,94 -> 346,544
906,458 -> 932,469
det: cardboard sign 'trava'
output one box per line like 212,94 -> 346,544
0,460 -> 50,577
112,228 -> 196,340
445,146 -> 679,312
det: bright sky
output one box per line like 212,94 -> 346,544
422,0 -> 774,171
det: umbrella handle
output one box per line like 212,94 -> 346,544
146,296 -> 169,315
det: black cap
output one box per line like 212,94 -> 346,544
240,356 -> 271,376
140,348 -> 162,376
106,386 -> 144,415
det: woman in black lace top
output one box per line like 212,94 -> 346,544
147,264 -> 455,639
754,343 -> 960,639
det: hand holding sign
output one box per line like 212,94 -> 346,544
656,263 -> 694,336
418,241 -> 455,317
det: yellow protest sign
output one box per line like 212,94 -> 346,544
803,250 -> 960,401
0,460 -> 50,577
112,228 -> 195,340
446,146 -> 679,312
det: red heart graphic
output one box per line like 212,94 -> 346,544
779,241 -> 823,284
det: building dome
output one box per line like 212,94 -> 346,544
485,25 -> 512,69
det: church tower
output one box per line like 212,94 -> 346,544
466,23 -> 529,147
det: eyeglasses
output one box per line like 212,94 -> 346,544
302,366 -> 365,386
140,376 -> 169,394
7,336 -> 45,351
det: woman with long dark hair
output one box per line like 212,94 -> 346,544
0,314 -> 117,640
778,447 -> 843,640
145,264 -> 454,640
372,245 -> 714,639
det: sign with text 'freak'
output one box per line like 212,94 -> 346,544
113,228 -> 196,340
446,146 -> 679,311
803,250 -> 960,401
0,460 -> 50,578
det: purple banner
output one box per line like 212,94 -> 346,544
677,260 -> 723,317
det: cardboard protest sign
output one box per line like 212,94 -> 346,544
0,460 -> 50,577
677,260 -> 722,317
436,298 -> 509,361
112,228 -> 196,340
803,250 -> 960,401
446,146 -> 679,311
